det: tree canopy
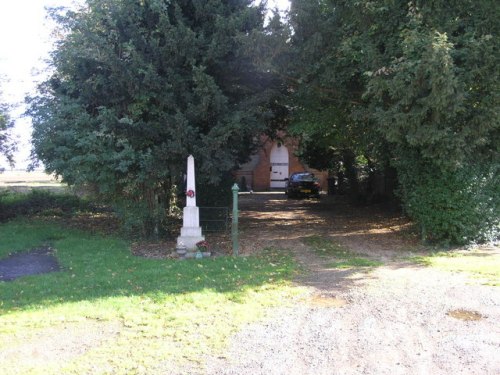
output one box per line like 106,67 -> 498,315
284,0 -> 499,243
29,0 -> 283,233
287,0 -> 498,162
29,0 -> 499,243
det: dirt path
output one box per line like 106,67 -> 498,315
202,193 -> 500,374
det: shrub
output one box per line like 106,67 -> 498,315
112,198 -> 177,239
0,190 -> 88,222
398,161 -> 499,245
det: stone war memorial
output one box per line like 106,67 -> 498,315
176,155 -> 206,258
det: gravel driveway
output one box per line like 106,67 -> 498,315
202,193 -> 500,374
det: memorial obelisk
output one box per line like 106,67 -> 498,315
177,155 -> 205,250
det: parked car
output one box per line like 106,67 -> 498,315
285,172 -> 321,198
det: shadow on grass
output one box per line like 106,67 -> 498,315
0,219 -> 295,314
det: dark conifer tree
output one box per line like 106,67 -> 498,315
29,0 -> 283,234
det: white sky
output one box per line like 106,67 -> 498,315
0,0 -> 290,169
0,0 -> 81,169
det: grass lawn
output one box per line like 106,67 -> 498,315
412,248 -> 500,286
0,219 -> 302,374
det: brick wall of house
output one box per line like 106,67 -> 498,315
235,135 -> 329,192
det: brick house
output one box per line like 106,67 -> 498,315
235,135 -> 328,192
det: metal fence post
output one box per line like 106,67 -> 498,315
231,183 -> 239,256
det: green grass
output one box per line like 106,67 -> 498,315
0,219 -> 302,374
303,235 -> 383,269
411,249 -> 500,286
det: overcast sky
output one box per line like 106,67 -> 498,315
0,0 -> 81,168
0,0 -> 290,169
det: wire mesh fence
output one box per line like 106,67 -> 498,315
199,207 -> 230,233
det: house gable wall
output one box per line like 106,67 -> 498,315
236,135 -> 328,192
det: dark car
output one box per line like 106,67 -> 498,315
285,172 -> 321,198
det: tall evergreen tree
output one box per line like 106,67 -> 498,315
29,0 -> 282,234
287,0 -> 499,243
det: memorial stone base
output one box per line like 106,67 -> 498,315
176,206 -> 205,250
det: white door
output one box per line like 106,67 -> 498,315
270,143 -> 289,189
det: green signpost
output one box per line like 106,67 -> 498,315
231,183 -> 239,256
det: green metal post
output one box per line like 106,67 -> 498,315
231,183 -> 239,256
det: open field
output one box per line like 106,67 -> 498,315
0,170 -> 67,193
0,170 -> 61,186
